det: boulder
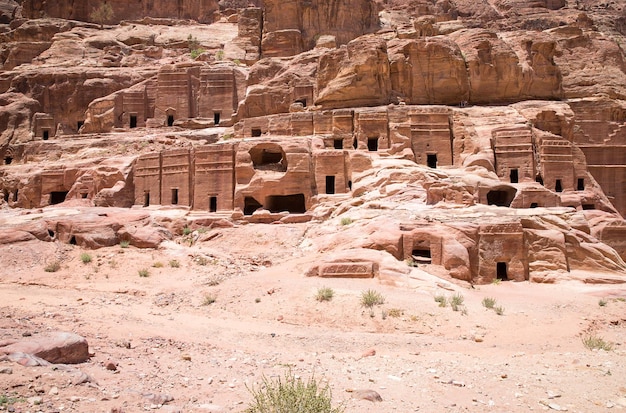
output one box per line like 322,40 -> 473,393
0,332 -> 89,364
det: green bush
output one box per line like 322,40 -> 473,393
316,287 -> 334,302
494,305 -> 505,316
340,217 -> 353,226
598,299 -> 608,307
138,268 -> 149,277
169,259 -> 180,268
245,371 -> 344,413
361,289 -> 385,308
120,240 -> 130,248
80,252 -> 92,264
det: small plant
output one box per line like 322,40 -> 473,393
434,294 -> 447,307
152,262 -> 164,268
138,268 -> 150,277
182,226 -> 192,236
190,48 -> 205,59
169,259 -> 180,268
361,289 -> 385,309
598,299 -> 608,307
245,370 -> 344,413
315,287 -> 334,302
207,276 -> 223,286
482,297 -> 497,309
90,2 -> 114,28
202,294 -> 217,306
222,133 -> 233,140
450,293 -> 464,312
80,252 -> 92,264
381,310 -> 388,320
405,257 -> 418,267
494,305 -> 505,316
582,335 -> 613,351
0,394 -> 22,406
215,49 -> 225,60
491,278 -> 501,285
387,308 -> 403,318
340,217 -> 353,226
120,240 -> 130,248
44,261 -> 61,273
196,256 -> 209,266
233,58 -> 241,65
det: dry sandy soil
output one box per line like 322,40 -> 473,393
1,222 -> 625,413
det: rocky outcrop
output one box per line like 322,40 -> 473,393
20,0 -> 220,24
261,0 -> 379,57
388,37 -> 469,105
315,36 -> 391,109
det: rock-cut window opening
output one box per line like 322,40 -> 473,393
249,145 -> 287,172
50,191 -> 68,205
427,154 -> 438,169
509,169 -> 519,183
412,248 -> 432,264
266,194 -> 306,214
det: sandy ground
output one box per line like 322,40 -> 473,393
1,223 -> 625,413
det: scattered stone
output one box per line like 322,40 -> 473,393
143,393 -> 174,405
27,396 -> 43,405
181,354 -> 191,361
360,348 -> 376,359
105,359 -> 118,371
72,371 -> 97,385
352,389 -> 383,402
547,390 -> 561,399
0,367 -> 12,374
49,386 -> 59,395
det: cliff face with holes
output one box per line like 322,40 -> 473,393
0,0 -> 625,284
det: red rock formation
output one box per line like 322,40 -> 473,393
20,0 -> 219,24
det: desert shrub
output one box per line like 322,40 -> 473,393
44,261 -> 61,273
494,305 -> 505,316
215,49 -> 225,60
182,226 -> 192,236
582,335 -> 613,351
152,262 -> 164,268
316,287 -> 334,302
450,293 -> 464,312
90,3 -> 114,28
434,294 -> 447,307
202,294 -> 217,305
340,217 -> 353,226
119,240 -> 130,248
598,299 -> 607,307
482,297 -> 497,309
245,370 -> 344,413
80,252 -> 92,264
138,268 -> 149,277
361,289 -> 385,308
169,259 -> 180,268
387,308 -> 403,318
207,276 -> 223,286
